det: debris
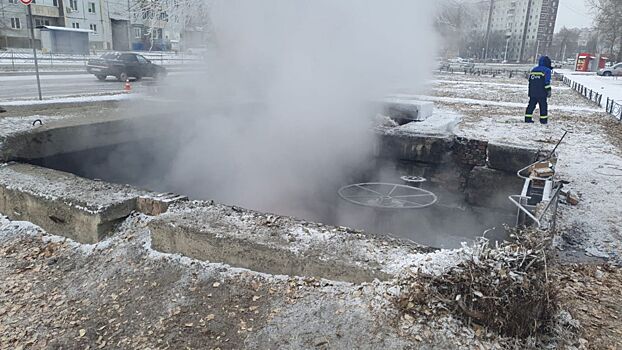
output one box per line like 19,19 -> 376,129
397,229 -> 557,338
565,191 -> 579,206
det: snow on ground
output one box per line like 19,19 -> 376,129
559,69 -> 622,104
398,71 -> 600,114
0,115 -> 70,137
392,71 -> 622,264
1,93 -> 136,106
399,94 -> 602,113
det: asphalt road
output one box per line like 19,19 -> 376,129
0,72 -> 186,102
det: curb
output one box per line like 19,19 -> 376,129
0,66 -> 192,77
0,71 -> 87,76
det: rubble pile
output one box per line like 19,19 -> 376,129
397,229 -> 557,338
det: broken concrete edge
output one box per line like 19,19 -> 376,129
376,128 -> 553,174
146,200 -> 478,284
0,163 -> 186,243
487,142 -> 552,174
0,162 -> 474,283
0,115 -> 171,162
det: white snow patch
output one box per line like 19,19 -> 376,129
2,93 -> 137,106
394,94 -> 602,113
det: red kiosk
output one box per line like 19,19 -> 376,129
575,53 -> 609,72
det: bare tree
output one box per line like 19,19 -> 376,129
587,0 -> 622,61
131,0 -> 211,51
436,0 -> 488,58
550,27 -> 581,60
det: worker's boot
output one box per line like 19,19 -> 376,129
540,115 -> 548,124
524,115 -> 534,123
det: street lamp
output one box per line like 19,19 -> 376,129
504,33 -> 511,63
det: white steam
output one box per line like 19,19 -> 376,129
162,1 -> 439,219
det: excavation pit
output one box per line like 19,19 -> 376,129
2,116 -> 549,251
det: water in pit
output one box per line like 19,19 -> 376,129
24,139 -> 514,249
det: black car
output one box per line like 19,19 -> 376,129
86,52 -> 167,81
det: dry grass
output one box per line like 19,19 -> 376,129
397,229 -> 558,339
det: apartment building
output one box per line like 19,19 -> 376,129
0,0 -> 185,51
483,0 -> 559,62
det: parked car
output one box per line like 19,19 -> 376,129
597,62 -> 622,76
86,52 -> 167,81
551,60 -> 563,69
459,59 -> 475,69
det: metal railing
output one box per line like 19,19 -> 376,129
438,64 -> 530,78
509,185 -> 561,230
562,76 -> 604,105
561,74 -> 622,121
509,159 -> 562,230
0,49 -> 201,70
606,97 -> 622,121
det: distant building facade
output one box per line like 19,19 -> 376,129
482,0 -> 559,62
0,0 -> 194,52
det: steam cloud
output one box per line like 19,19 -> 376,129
152,1 -> 439,220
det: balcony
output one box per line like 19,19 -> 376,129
31,4 -> 60,18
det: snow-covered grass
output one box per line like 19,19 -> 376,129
411,73 -> 622,264
559,69 -> 622,104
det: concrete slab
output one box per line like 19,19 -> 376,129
0,113 -> 170,162
149,201 -> 432,283
487,143 -> 544,173
0,163 -> 145,243
464,166 -> 524,211
382,99 -> 434,124
376,132 -> 454,164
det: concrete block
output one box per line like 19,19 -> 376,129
464,166 -> 524,212
382,100 -> 434,124
453,137 -> 488,166
137,193 -> 188,216
1,114 -> 171,162
0,163 -> 144,243
377,132 -> 453,164
487,143 -> 541,173
148,202 -> 410,283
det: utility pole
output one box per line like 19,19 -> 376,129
483,0 -> 494,61
25,2 -> 42,100
518,0 -> 533,63
127,0 -> 131,51
504,35 -> 510,62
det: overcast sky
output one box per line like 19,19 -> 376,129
556,0 -> 594,31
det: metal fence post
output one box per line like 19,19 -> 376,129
11,50 -> 14,70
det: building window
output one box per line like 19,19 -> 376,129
53,0 -> 58,6
10,17 -> 21,29
69,0 -> 78,11
134,27 -> 141,38
89,24 -> 97,33
72,22 -> 80,29
35,19 -> 51,27
88,2 -> 95,13
8,0 -> 17,4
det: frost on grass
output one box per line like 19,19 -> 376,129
396,228 -> 557,338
